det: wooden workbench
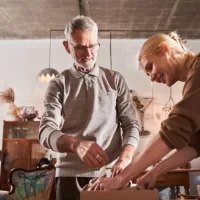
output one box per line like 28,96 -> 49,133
134,169 -> 200,195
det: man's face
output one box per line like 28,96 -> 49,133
64,29 -> 99,69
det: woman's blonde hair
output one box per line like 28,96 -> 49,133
139,31 -> 194,61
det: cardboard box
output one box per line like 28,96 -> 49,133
80,188 -> 158,200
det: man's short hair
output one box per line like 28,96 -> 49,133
64,15 -> 98,42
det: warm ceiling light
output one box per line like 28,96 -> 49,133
37,68 -> 59,83
37,30 -> 59,83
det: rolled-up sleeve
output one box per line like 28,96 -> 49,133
188,131 -> 200,157
159,58 -> 200,155
116,73 -> 140,149
38,77 -> 65,152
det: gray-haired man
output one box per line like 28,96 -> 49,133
39,15 -> 140,200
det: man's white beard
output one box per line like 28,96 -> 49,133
75,57 -> 96,69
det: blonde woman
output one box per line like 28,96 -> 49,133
89,32 -> 200,191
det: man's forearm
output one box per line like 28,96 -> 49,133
152,146 -> 197,176
118,144 -> 135,161
56,135 -> 80,153
116,134 -> 172,187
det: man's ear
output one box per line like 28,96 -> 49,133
159,42 -> 171,56
63,41 -> 71,54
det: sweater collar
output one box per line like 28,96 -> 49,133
70,64 -> 99,78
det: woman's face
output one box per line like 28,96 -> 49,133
140,52 -> 178,87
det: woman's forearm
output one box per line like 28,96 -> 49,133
116,134 -> 172,186
151,146 -> 197,176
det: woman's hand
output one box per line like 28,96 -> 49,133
87,176 -> 124,191
136,169 -> 158,189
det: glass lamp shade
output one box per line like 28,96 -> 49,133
37,68 -> 59,83
162,106 -> 172,120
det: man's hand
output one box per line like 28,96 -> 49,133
57,135 -> 109,167
111,144 -> 135,177
76,140 -> 109,167
87,176 -> 123,191
111,157 -> 132,177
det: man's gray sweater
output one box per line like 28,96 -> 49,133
39,65 -> 140,177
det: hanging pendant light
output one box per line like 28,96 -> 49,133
130,82 -> 154,136
37,30 -> 59,83
162,87 -> 175,119
110,31 -> 112,70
